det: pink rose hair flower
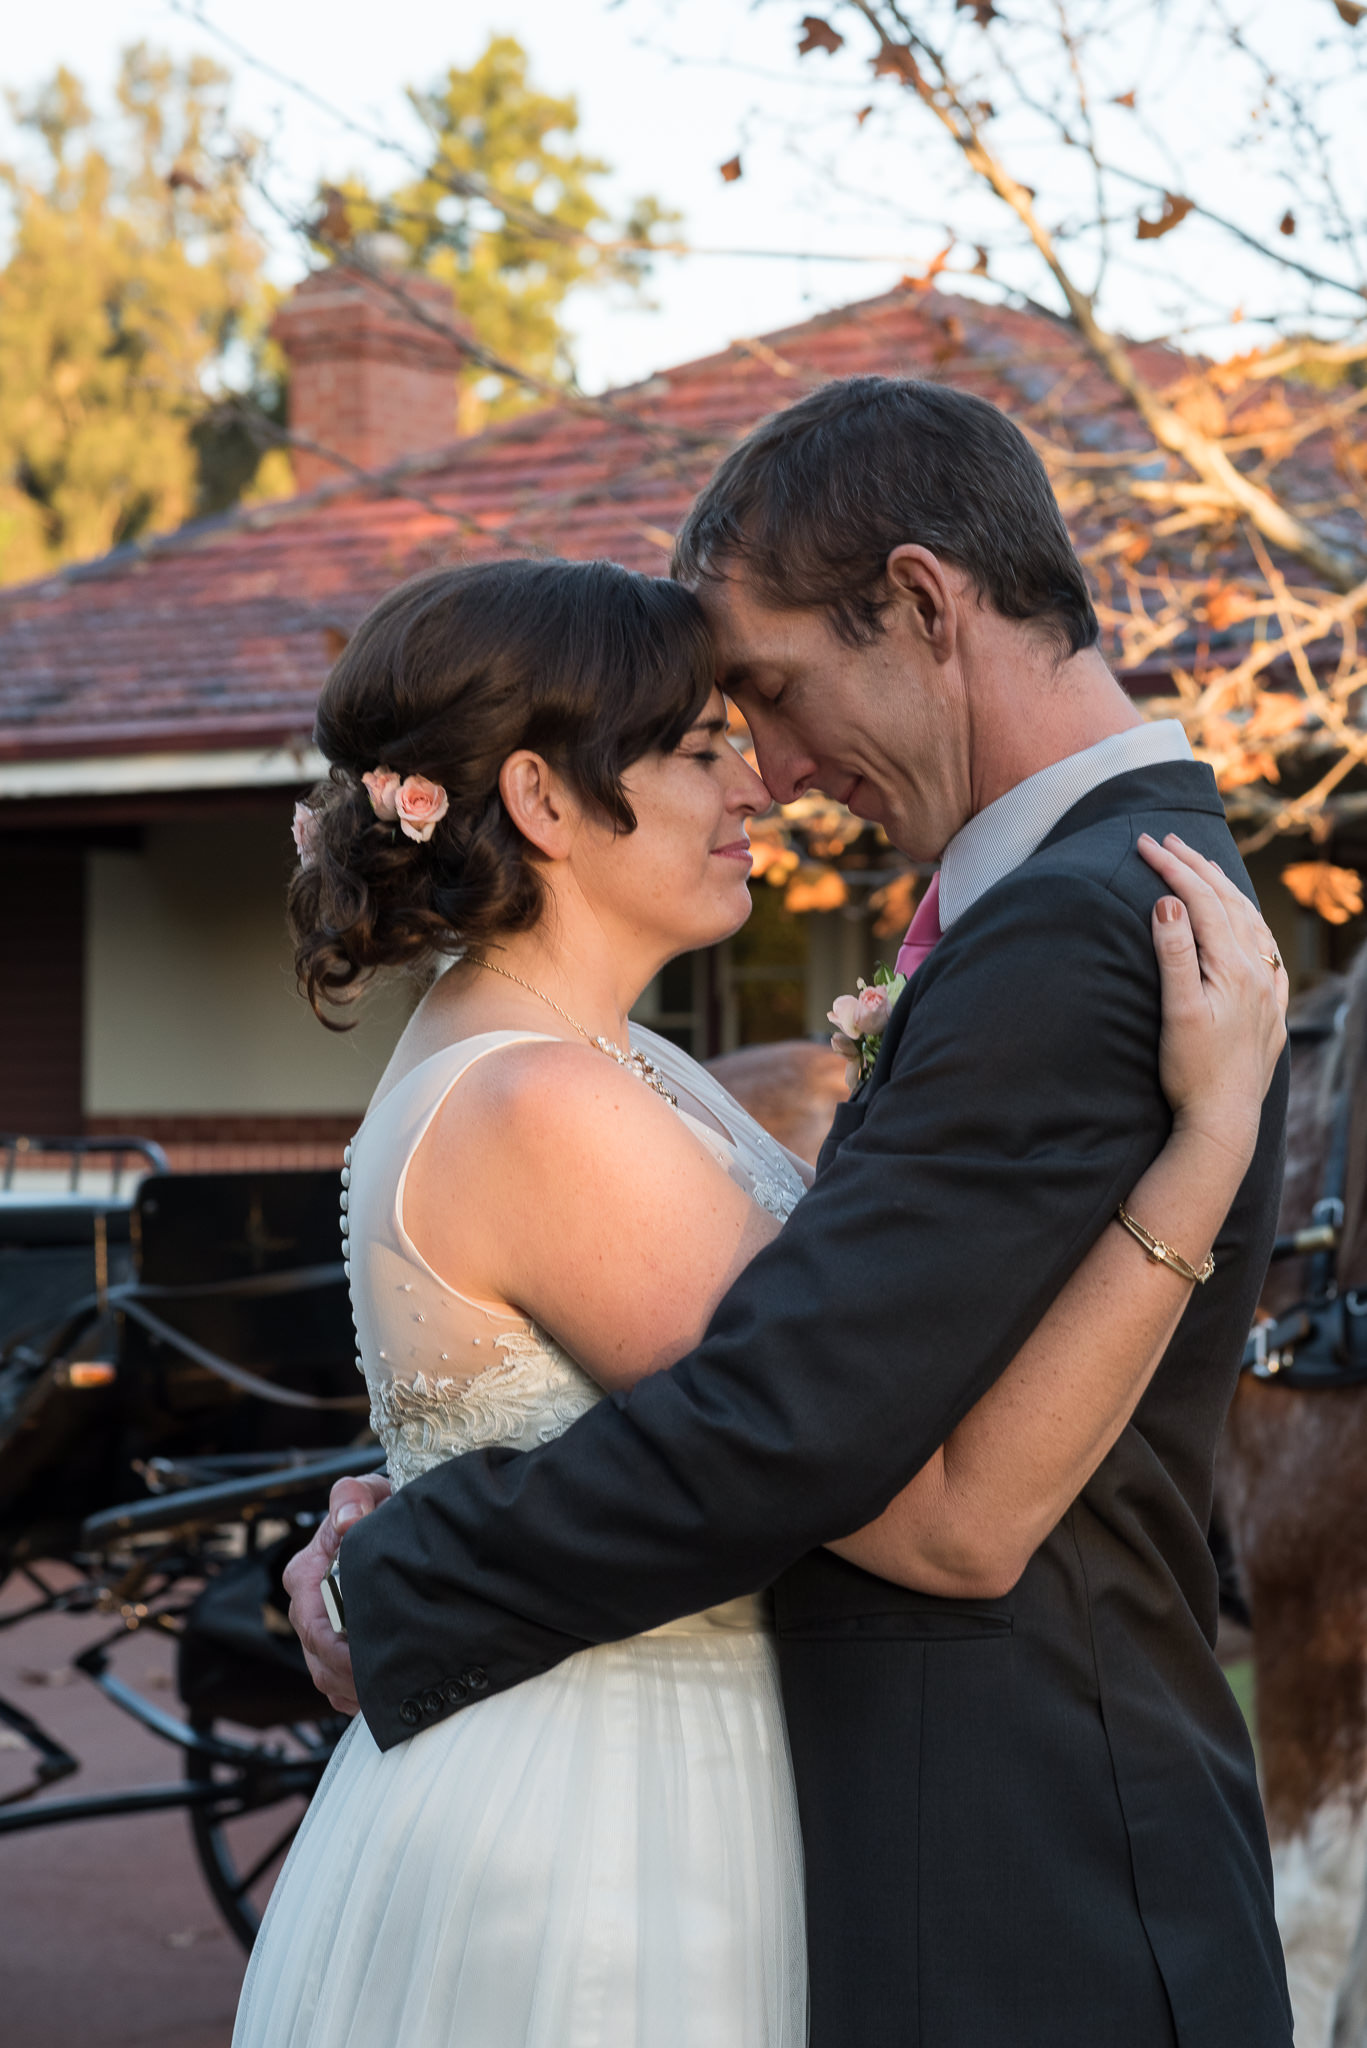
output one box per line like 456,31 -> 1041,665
292,801 -> 320,869
395,773 -> 450,844
362,767 -> 402,821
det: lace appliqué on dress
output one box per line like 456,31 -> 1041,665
369,1332 -> 604,1490
747,1166 -> 803,1225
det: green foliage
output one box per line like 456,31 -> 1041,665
324,35 -> 679,425
0,44 -> 275,583
0,34 -> 674,582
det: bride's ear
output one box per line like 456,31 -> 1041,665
498,751 -> 577,861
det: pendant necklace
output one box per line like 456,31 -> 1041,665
471,957 -> 679,1108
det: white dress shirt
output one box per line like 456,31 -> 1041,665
937,719 -> 1194,929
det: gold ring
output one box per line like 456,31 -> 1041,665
1260,950 -> 1283,973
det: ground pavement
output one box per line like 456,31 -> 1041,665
0,1568 -> 247,2048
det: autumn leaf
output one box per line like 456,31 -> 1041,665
1282,861 -> 1364,925
1332,0 -> 1364,25
955,0 -> 1000,22
872,41 -> 923,87
797,16 -> 844,56
1244,693 -> 1307,741
315,185 -> 353,246
855,104 -> 874,126
1112,90 -> 1137,108
1279,209 -> 1296,236
903,242 -> 954,293
1171,381 -> 1228,437
1203,580 -> 1256,631
1213,749 -> 1281,791
1136,193 -> 1195,241
719,155 -> 743,183
784,866 -> 849,914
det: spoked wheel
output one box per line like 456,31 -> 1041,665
185,1712 -> 347,1950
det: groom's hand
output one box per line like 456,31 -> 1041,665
283,1475 -> 392,1716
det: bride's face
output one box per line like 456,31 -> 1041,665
572,690 -> 770,959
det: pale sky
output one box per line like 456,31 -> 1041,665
1,0 -> 1358,393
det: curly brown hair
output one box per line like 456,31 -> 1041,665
289,558 -> 715,1024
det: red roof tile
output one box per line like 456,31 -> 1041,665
0,285 -> 1353,764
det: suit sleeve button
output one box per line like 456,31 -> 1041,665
398,1697 -> 421,1727
461,1666 -> 489,1694
420,1687 -> 444,1717
440,1677 -> 469,1706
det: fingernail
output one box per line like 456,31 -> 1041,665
1166,833 -> 1186,849
1156,897 -> 1182,923
1137,833 -> 1156,849
335,1503 -> 363,1530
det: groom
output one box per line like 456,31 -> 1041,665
291,377 -> 1292,2045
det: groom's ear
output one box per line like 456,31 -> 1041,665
499,750 -> 576,860
884,545 -> 960,665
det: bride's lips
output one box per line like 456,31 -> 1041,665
711,840 -> 753,865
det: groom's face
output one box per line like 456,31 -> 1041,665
696,567 -> 972,863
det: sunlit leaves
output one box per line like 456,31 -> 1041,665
1282,862 -> 1365,923
0,43 -> 273,582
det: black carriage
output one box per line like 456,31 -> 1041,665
0,1136 -> 382,1949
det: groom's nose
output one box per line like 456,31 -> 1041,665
749,732 -> 811,806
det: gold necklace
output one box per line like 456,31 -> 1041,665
471,957 -> 679,1108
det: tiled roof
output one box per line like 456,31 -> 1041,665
0,284 -> 1346,764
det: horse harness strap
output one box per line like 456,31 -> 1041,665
1242,1015 -> 1367,1390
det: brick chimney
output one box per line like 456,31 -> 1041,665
272,241 -> 462,493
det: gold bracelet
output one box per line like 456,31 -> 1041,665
1115,1201 -> 1215,1284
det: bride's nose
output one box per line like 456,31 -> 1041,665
726,747 -> 772,818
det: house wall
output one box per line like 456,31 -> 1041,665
0,840 -> 85,1134
84,815 -> 413,1117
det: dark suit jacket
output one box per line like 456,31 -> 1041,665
346,761 -> 1292,2047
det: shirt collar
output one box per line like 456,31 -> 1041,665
937,719 -> 1194,929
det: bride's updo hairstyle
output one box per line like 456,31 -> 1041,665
289,557 -> 714,1022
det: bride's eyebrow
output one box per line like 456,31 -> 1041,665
686,715 -> 729,739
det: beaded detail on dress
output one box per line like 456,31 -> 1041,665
369,1333 -> 604,1491
344,1024 -> 807,1496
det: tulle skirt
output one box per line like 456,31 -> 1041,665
232,1616 -> 807,2047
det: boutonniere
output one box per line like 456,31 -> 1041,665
828,962 -> 907,1088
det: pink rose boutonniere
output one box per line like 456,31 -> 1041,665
828,963 -> 907,1088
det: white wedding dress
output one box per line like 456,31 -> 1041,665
232,1026 -> 808,2048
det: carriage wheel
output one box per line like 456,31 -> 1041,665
185,1713 -> 346,1951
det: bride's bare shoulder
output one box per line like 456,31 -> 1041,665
436,1036 -> 703,1184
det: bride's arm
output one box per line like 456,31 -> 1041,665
828,836 -> 1286,1598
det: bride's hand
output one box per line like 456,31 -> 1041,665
1138,832 -> 1288,1170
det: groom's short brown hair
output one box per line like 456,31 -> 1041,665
672,375 -> 1099,659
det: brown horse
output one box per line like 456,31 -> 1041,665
711,1015 -> 1367,2046
1220,956 -> 1367,2048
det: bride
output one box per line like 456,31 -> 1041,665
235,557 -> 1283,2047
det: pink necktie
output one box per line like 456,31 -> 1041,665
894,873 -> 942,980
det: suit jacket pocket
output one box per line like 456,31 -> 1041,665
775,1546 -> 1013,1641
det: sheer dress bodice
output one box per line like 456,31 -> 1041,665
235,1025 -> 811,2048
344,1023 -> 806,1496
